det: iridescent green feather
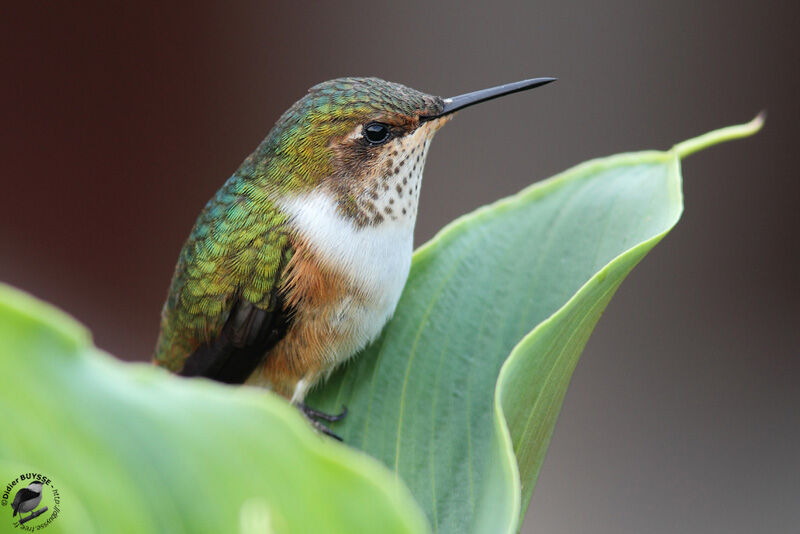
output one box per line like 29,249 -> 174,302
154,173 -> 292,371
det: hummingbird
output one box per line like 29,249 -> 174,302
153,76 -> 555,438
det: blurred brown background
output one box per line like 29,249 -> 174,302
3,2 -> 798,532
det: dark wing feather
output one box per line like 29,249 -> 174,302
179,296 -> 293,383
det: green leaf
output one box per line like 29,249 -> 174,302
309,115 -> 764,533
0,116 -> 761,534
0,286 -> 430,533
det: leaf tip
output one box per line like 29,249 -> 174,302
673,111 -> 765,159
753,109 -> 767,131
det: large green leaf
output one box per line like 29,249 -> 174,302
0,117 -> 760,534
309,116 -> 763,533
0,286 -> 429,533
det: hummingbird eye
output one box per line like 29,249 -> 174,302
363,122 -> 391,145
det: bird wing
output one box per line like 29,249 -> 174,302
11,488 -> 37,516
154,180 -> 295,384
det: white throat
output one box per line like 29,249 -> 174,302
278,189 -> 413,299
277,131 -> 433,297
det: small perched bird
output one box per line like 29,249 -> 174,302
11,480 -> 44,520
154,76 -> 554,437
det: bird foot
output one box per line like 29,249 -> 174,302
299,403 -> 347,441
299,403 -> 348,422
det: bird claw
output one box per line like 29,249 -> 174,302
299,403 -> 348,422
299,403 -> 348,441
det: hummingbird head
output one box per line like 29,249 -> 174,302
254,77 -> 448,227
249,76 -> 555,228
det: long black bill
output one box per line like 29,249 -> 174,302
421,77 -> 556,120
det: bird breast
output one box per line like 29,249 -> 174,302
278,190 -> 415,350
